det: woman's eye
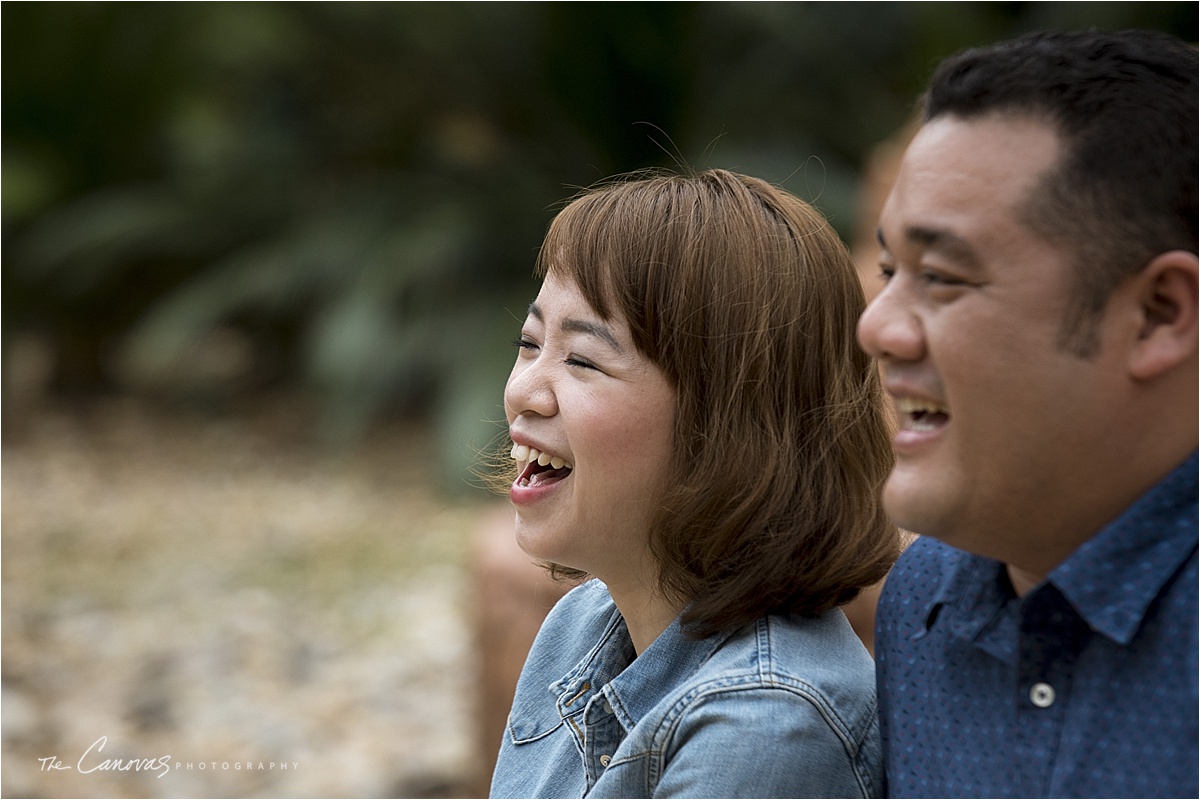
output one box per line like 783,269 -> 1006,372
512,337 -> 538,353
878,265 -> 896,281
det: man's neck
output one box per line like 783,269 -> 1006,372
1005,563 -> 1043,598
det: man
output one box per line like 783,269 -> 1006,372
857,29 -> 1197,798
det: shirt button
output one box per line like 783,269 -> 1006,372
599,755 -> 612,767
602,700 -> 613,715
1030,682 -> 1056,708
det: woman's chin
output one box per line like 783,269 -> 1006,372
513,522 -> 565,565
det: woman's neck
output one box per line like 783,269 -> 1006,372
603,578 -> 683,655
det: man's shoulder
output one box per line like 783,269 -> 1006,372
879,536 -> 962,609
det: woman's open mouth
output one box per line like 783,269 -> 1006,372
511,443 -> 573,488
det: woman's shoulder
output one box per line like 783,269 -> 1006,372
674,610 -> 877,730
634,612 -> 882,797
711,607 -> 872,674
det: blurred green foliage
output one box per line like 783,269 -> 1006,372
3,2 -> 1194,489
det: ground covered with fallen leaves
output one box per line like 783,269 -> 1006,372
2,396 -> 497,798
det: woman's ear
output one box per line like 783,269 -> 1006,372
1129,250 -> 1199,381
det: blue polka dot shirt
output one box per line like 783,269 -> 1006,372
876,452 -> 1198,798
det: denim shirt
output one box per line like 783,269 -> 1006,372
490,579 -> 883,798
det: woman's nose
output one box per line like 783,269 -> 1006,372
857,282 -> 926,363
504,356 -> 558,421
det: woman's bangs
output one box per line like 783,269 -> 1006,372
537,190 -> 640,322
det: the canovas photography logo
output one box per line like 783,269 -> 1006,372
37,736 -> 299,779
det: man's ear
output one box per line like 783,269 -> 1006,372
1129,250 -> 1199,381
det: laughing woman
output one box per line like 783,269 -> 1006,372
490,169 -> 900,799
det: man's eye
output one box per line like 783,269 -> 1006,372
512,337 -> 538,352
564,356 -> 598,371
921,271 -> 966,286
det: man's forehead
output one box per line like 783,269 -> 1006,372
900,114 -> 1061,189
880,115 -> 1062,242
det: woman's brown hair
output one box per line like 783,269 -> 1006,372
522,168 -> 899,636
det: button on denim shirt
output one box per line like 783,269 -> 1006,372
490,579 -> 883,798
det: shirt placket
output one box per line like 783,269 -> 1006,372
581,690 -> 625,789
556,678 -> 593,758
1014,585 -> 1091,796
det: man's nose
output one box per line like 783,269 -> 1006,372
857,281 -> 926,363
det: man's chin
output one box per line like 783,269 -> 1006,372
882,473 -> 948,542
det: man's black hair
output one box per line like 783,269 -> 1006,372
924,30 -> 1197,355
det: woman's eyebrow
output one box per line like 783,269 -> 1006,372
527,301 -> 622,353
561,318 -> 622,353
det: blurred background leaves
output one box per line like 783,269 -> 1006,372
4,2 -> 1195,489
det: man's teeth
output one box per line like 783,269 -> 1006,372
895,397 -> 950,431
895,397 -> 949,414
509,443 -> 571,470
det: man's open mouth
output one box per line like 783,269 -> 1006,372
896,397 -> 950,432
510,443 -> 574,488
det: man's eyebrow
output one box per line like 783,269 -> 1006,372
877,225 -> 982,272
527,302 -> 622,352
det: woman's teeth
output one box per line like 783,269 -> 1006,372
509,443 -> 571,471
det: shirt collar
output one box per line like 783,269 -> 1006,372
601,616 -> 728,731
921,451 -> 1198,648
1050,451 -> 1198,645
921,546 -> 1015,662
532,595 -> 729,736
544,604 -> 635,725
